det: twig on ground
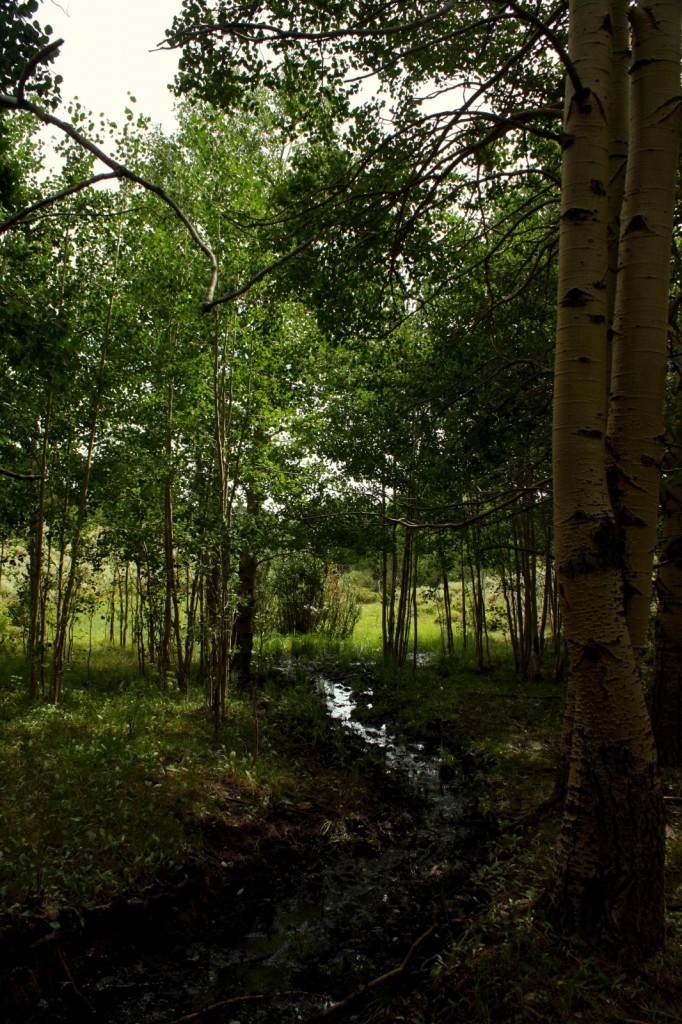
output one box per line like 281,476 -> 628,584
303,922 -> 439,1021
56,948 -> 95,1013
168,990 -> 316,1024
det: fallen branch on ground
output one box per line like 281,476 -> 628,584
303,922 -> 439,1022
168,990 -> 316,1024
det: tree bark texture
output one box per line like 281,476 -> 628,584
547,0 -> 679,961
607,0 -> 682,654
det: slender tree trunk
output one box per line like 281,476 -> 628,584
386,523 -> 398,659
458,534 -> 465,651
394,527 -> 413,666
231,487 -> 260,691
162,381 -> 186,689
440,551 -> 455,656
466,525 -> 488,671
381,479 -> 389,653
184,564 -> 200,682
134,561 -> 146,676
411,534 -> 419,672
27,392 -> 51,700
119,562 -> 129,647
109,568 -> 117,645
143,549 -> 157,666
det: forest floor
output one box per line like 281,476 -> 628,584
0,641 -> 681,1023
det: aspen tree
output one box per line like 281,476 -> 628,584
548,0 -> 681,959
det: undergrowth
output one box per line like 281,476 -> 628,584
1,631 -> 681,1024
351,653 -> 682,1024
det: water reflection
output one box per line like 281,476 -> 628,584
318,676 -> 464,820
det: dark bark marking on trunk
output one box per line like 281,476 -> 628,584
591,517 -> 625,569
629,57 -> 658,72
562,207 -> 598,223
623,214 -> 650,234
560,287 -> 594,307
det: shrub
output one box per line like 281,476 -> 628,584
269,554 -> 361,640
270,552 -> 327,634
317,565 -> 362,640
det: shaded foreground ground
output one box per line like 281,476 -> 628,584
1,651 -> 682,1024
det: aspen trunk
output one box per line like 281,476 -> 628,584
162,382 -> 186,689
545,0 -> 677,960
231,489 -> 260,690
119,561 -> 129,647
440,550 -> 455,656
607,0 -> 682,655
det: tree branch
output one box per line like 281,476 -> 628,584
17,38 -> 63,101
502,1 -> 584,100
0,467 -> 43,481
202,236 -> 315,311
1,40 -> 220,309
303,923 -> 438,1021
164,2 -> 460,48
381,478 -> 552,532
168,990 -> 316,1024
0,173 -> 119,232
201,99 -> 560,308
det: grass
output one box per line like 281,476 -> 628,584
1,606 -> 682,1024
0,668 -> 255,913
430,817 -> 682,1024
0,616 -> 399,917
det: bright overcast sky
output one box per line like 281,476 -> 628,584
42,0 -> 182,131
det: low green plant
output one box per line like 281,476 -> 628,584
0,657 -> 262,913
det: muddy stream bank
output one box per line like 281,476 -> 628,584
2,668 -> 492,1024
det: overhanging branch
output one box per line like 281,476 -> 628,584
1,40 -> 220,310
0,173 -> 119,232
0,467 -> 43,481
164,1 -> 461,48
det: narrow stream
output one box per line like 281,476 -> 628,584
319,675 -> 466,821
83,673 -> 475,1024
